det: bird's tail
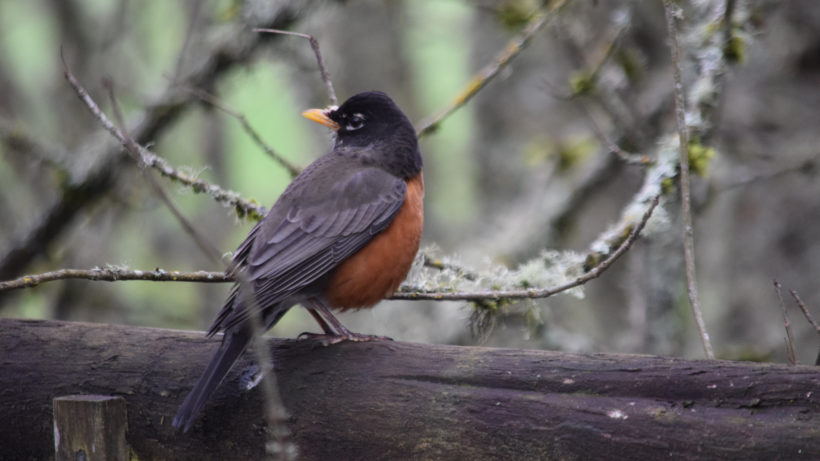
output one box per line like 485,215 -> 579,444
172,328 -> 251,432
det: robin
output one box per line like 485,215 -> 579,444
172,91 -> 423,432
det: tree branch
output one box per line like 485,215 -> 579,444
393,194 -> 658,301
61,56 -> 265,222
0,268 -> 228,291
2,197 -> 659,304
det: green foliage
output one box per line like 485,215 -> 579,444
615,48 -> 644,81
661,176 -> 677,195
687,138 -> 716,177
217,0 -> 242,21
556,137 -> 596,171
569,71 -> 596,96
582,253 -> 601,273
724,34 -> 746,63
496,0 -> 539,30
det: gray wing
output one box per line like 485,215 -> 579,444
209,154 -> 406,334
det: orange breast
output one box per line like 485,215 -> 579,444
324,173 -> 424,310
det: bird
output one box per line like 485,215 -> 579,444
172,91 -> 424,432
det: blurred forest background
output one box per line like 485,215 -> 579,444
1,0 -> 818,363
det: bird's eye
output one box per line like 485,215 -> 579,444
345,113 -> 366,131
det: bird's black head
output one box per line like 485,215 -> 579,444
303,91 -> 422,179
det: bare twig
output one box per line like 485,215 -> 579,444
575,99 -> 651,165
188,87 -> 302,177
790,289 -> 820,366
253,28 -> 337,106
579,20 -> 625,90
774,280 -> 798,365
551,7 -> 651,151
789,290 -> 820,334
0,118 -> 73,172
542,18 -> 650,165
663,0 -> 715,359
415,0 -> 571,137
714,158 -> 817,195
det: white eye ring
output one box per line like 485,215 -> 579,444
345,113 -> 365,131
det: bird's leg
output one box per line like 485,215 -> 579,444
298,298 -> 392,345
307,308 -> 336,335
297,306 -> 337,340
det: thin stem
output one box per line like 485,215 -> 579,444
663,0 -> 715,359
789,289 -> 820,334
576,99 -> 651,165
415,0 -> 571,137
774,280 -> 798,365
188,87 -> 301,177
253,28 -> 337,106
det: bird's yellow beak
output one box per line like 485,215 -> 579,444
302,108 -> 340,131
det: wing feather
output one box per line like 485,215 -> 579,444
210,153 -> 406,333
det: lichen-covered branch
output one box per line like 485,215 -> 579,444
0,267 -> 228,292
2,197 -> 658,305
395,195 -> 658,302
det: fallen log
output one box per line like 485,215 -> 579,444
1,318 -> 818,460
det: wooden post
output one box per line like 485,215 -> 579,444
53,395 -> 128,461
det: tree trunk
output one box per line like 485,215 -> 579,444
1,318 -> 818,460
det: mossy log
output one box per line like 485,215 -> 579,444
1,318 -> 818,460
